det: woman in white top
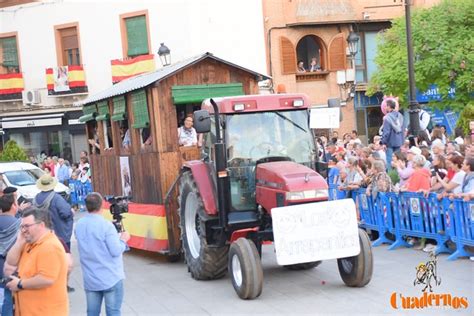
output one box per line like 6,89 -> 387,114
178,116 -> 198,147
435,155 -> 465,194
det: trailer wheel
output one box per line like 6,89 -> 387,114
337,228 -> 373,287
179,171 -> 228,280
284,261 -> 322,270
228,238 -> 263,300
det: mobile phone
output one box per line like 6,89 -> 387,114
17,195 -> 27,205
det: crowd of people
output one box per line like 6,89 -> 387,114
0,146 -> 130,315
323,100 -> 473,255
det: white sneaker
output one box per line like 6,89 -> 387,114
470,256 -> 474,261
423,244 -> 436,253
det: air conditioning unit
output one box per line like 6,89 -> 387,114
22,90 -> 41,105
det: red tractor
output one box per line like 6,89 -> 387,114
178,93 -> 373,299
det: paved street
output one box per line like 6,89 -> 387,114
68,235 -> 473,315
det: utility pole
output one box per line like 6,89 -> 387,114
405,0 -> 420,137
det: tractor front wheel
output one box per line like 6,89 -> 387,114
337,229 -> 373,287
228,238 -> 263,300
179,171 -> 228,280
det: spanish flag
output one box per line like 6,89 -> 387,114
102,202 -> 169,252
45,65 -> 88,95
0,73 -> 24,100
111,54 -> 156,84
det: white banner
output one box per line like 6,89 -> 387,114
272,199 -> 360,265
310,107 -> 340,129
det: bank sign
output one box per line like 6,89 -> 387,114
416,84 -> 456,103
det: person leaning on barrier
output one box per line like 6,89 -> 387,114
449,157 -> 474,201
366,160 -> 393,198
432,155 -> 465,198
402,155 -> 431,193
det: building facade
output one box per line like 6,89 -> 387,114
0,0 -> 267,161
262,0 -> 440,144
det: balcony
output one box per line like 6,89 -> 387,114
295,71 -> 329,82
45,65 -> 88,96
0,72 -> 24,101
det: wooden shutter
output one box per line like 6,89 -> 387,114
1,37 -> 19,68
328,33 -> 346,71
280,36 -> 296,75
126,15 -> 149,57
131,89 -> 150,129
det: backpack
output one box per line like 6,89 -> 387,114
33,191 -> 56,213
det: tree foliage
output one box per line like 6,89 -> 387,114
367,0 -> 473,125
0,140 -> 28,162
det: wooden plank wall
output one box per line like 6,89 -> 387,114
90,57 -> 261,248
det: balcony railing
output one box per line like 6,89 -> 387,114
295,71 -> 329,82
45,65 -> 88,96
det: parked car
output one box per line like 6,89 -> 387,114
0,162 -> 70,202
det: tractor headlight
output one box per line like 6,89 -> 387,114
285,189 -> 328,201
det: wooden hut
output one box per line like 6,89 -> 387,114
75,52 -> 268,255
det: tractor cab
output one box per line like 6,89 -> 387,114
197,94 -> 324,212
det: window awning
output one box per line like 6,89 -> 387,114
111,96 -> 127,121
1,113 -> 63,129
78,104 -> 98,122
95,101 -> 110,121
172,83 -> 244,105
131,90 -> 149,129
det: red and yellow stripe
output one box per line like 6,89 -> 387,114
102,202 -> 169,252
0,73 -> 24,95
46,65 -> 87,92
111,54 -> 155,83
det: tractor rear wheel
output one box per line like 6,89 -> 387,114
337,228 -> 373,287
284,261 -> 322,270
228,238 -> 263,300
179,171 -> 228,280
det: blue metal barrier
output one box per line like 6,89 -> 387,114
447,199 -> 474,260
327,180 -> 473,260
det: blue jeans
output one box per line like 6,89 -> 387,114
2,287 -> 13,316
85,280 -> 124,316
385,146 -> 400,171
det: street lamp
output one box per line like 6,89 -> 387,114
404,0 -> 420,136
337,30 -> 360,102
157,43 -> 171,67
346,31 -> 360,59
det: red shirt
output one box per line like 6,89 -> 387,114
447,168 -> 455,181
407,168 -> 431,192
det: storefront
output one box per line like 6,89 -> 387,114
0,109 -> 87,163
354,91 -> 384,144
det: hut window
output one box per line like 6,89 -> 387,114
96,101 -> 113,149
111,96 -> 130,150
131,89 -> 151,145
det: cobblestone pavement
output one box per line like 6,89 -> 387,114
67,235 -> 473,315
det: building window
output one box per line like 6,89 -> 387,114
355,31 -> 379,84
55,23 -> 81,66
120,10 -> 151,58
0,34 -> 20,74
296,35 -> 326,72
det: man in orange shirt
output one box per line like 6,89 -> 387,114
5,208 -> 68,316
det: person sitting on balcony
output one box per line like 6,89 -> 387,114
309,57 -> 321,72
297,61 -> 306,73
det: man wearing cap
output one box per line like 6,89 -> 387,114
34,174 -> 73,250
381,99 -> 404,169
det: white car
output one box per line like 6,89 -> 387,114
0,162 -> 70,202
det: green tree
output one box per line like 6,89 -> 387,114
367,0 -> 473,133
0,140 -> 28,162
